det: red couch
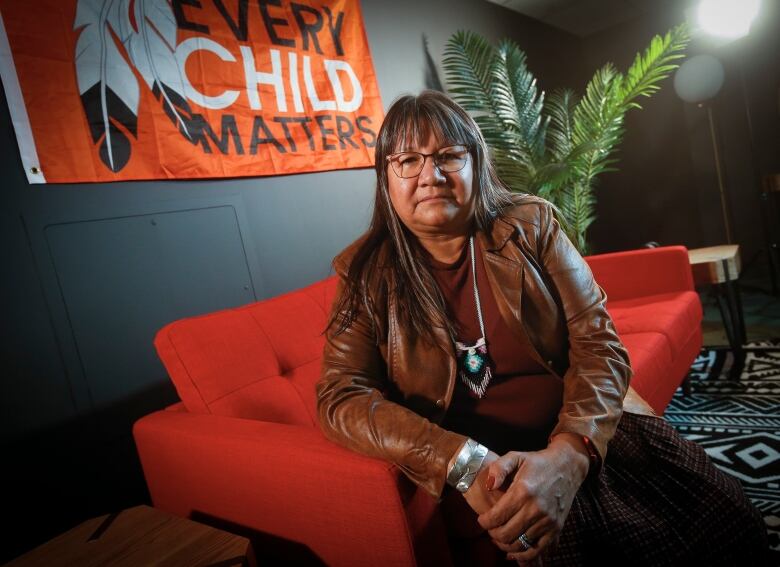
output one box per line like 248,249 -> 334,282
133,245 -> 702,567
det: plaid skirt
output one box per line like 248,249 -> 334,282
441,411 -> 770,566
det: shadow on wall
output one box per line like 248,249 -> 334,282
1,381 -> 177,564
423,34 -> 445,92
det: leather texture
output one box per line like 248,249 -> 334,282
316,195 -> 656,500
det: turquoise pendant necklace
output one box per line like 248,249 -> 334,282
454,236 -> 494,399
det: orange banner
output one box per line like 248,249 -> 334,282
0,0 -> 383,183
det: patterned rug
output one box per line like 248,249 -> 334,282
664,338 -> 780,560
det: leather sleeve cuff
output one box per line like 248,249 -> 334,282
581,435 -> 602,484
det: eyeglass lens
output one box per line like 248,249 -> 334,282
391,145 -> 468,178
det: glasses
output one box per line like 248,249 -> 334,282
386,144 -> 470,179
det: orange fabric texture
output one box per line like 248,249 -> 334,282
153,276 -> 336,423
0,0 -> 383,182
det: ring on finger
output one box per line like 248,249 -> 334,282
517,532 -> 535,550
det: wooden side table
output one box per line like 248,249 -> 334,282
688,244 -> 746,379
6,505 -> 257,566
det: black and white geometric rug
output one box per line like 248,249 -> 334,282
664,338 -> 780,560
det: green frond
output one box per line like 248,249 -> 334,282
572,63 -> 622,145
497,40 -> 547,160
443,31 -> 518,154
443,31 -> 546,169
443,24 -> 684,253
558,182 -> 597,254
620,23 -> 690,105
545,89 -> 577,161
569,63 -> 626,194
491,147 -> 533,192
472,114 -> 522,152
530,163 -> 572,204
442,30 -> 497,116
532,140 -> 598,196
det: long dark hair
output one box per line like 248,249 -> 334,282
327,90 -> 516,347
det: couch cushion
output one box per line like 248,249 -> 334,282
585,246 -> 694,302
607,290 -> 702,360
208,358 -> 323,424
154,276 -> 340,423
618,331 -> 674,402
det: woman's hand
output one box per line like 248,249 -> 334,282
460,449 -> 503,515
476,434 -> 590,564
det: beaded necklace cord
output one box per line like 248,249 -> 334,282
454,235 -> 495,398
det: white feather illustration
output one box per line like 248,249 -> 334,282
74,0 -> 194,173
118,0 -> 193,139
74,0 -> 140,172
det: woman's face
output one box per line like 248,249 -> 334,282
386,130 -> 476,238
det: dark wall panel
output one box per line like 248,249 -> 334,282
45,206 -> 255,410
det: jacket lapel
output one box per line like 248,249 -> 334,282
477,223 -> 550,370
476,223 -> 524,343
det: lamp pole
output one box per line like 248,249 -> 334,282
702,102 -> 734,244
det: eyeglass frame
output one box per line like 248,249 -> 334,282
385,144 -> 472,179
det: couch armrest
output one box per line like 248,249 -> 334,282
585,246 -> 694,302
133,410 -> 449,567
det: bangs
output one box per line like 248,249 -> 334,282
386,97 -> 477,153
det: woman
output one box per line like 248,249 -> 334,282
316,90 -> 769,565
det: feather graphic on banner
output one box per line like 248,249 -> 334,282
116,0 -> 194,141
74,0 -> 140,172
74,0 -> 195,173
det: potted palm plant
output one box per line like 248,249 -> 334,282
442,24 -> 690,254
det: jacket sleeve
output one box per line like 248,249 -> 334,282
539,203 -> 633,472
316,267 -> 469,501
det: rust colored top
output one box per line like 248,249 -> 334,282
428,237 -> 563,455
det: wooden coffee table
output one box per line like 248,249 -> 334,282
6,505 -> 256,566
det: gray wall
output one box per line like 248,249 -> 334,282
0,0 -> 583,561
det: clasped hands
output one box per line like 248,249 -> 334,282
461,434 -> 590,565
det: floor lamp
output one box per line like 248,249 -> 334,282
690,0 -> 780,294
676,0 -> 780,361
673,54 -> 733,244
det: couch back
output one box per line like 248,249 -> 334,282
154,246 -> 690,424
154,276 -> 340,425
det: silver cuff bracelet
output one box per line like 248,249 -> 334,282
446,439 -> 489,493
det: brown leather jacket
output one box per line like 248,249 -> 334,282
316,195 -> 656,501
